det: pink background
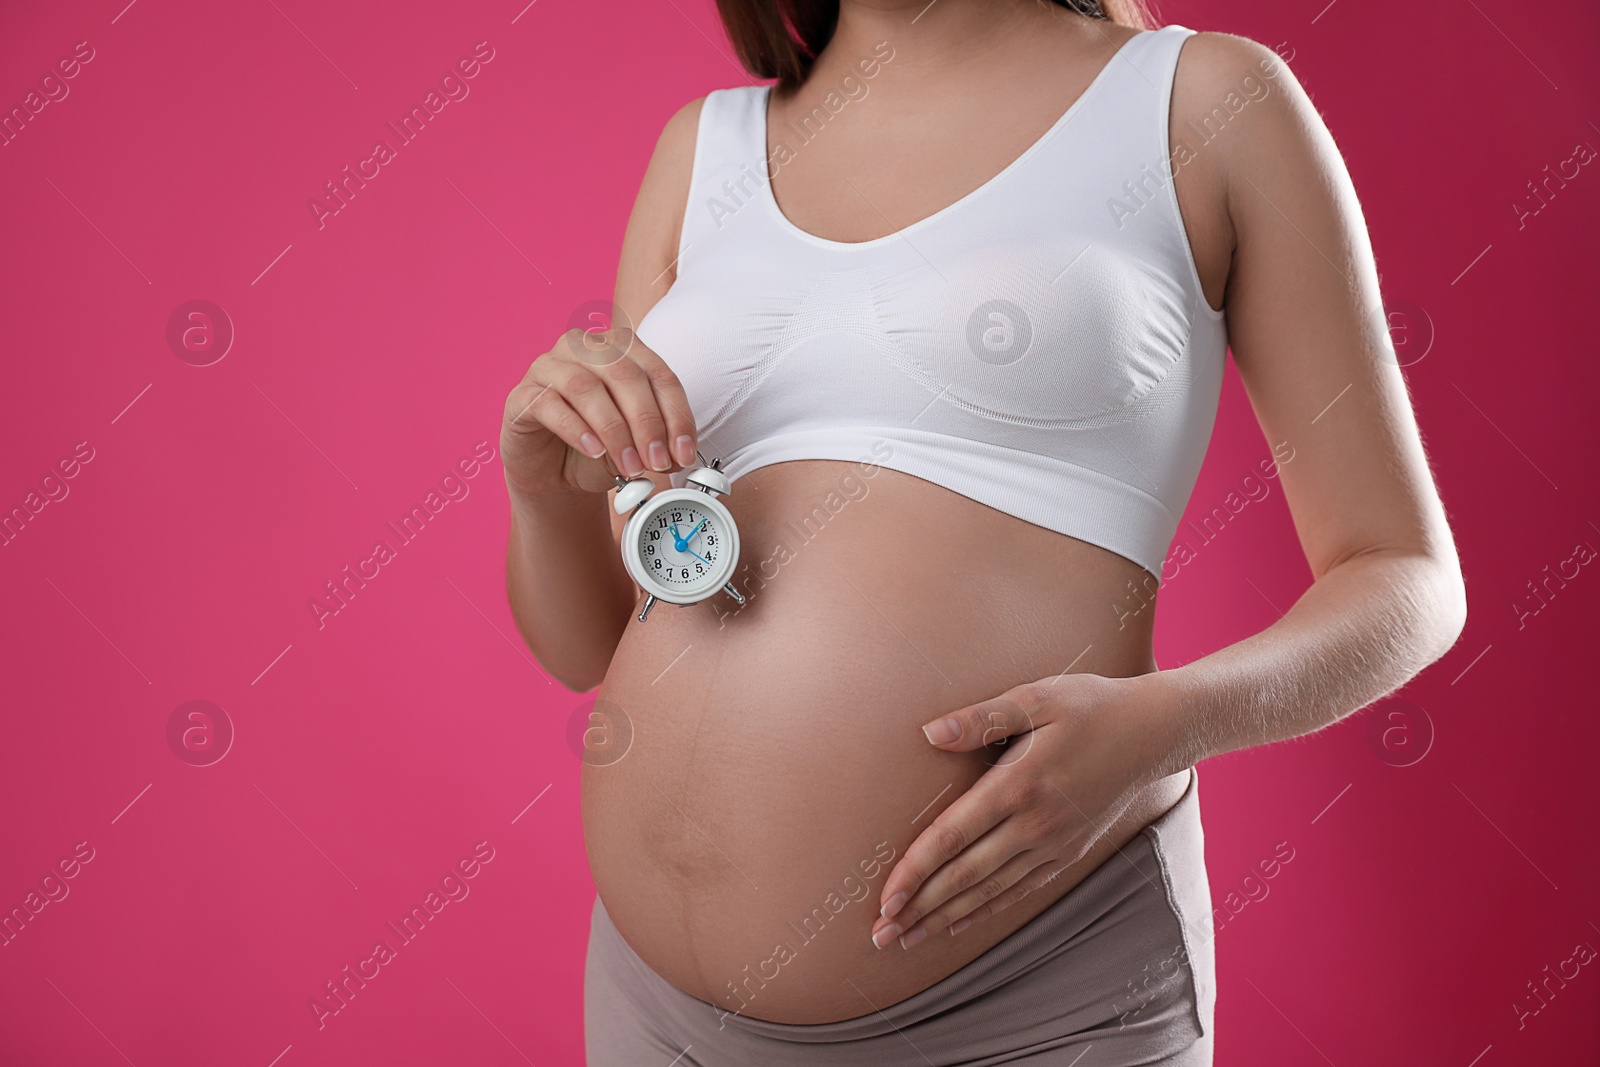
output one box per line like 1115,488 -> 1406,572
2,0 -> 1596,1063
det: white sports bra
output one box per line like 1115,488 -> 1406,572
637,24 -> 1227,581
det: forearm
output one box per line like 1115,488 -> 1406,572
1136,548 -> 1468,782
504,481 -> 637,692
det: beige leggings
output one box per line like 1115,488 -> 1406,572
585,766 -> 1214,1066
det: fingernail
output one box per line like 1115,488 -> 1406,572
675,434 -> 695,465
872,923 -> 902,950
881,892 -> 908,920
647,440 -> 669,471
922,717 -> 961,745
580,432 -> 604,459
948,917 -> 971,936
899,927 -> 928,950
620,446 -> 643,476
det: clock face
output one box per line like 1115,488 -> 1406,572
637,498 -> 729,596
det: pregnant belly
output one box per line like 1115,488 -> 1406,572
581,459 -> 1189,1024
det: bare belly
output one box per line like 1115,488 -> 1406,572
582,458 -> 1190,1024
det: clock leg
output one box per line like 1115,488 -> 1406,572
722,583 -> 746,606
637,594 -> 658,622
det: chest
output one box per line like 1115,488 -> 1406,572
639,74 -> 1218,442
764,86 -> 1090,245
639,225 -> 1196,438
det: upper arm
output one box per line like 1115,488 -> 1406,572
1190,32 -> 1460,579
606,95 -> 705,543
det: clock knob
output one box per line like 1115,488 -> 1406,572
612,477 -> 655,515
685,465 -> 732,497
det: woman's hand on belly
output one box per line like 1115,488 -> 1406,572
870,671 -> 1177,950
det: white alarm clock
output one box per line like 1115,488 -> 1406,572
613,459 -> 746,622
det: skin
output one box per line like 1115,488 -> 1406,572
503,0 -> 1466,1025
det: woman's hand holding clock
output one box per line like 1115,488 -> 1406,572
870,672 -> 1177,950
501,326 -> 698,499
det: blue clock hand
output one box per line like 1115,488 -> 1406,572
684,517 -> 708,542
686,548 -> 710,565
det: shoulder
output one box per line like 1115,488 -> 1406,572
1166,30 -> 1335,203
1168,29 -> 1317,143
628,94 -> 709,243
657,95 -> 708,152
615,95 -> 710,307
646,95 -> 708,184
1169,29 -> 1300,97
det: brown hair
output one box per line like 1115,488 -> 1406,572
715,0 -> 1158,85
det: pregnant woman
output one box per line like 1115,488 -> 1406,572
503,0 -> 1467,1063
